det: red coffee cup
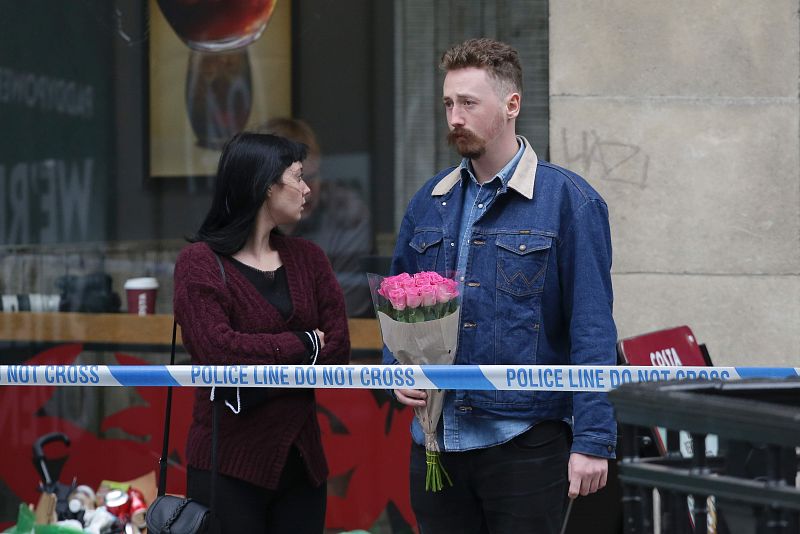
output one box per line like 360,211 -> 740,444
124,278 -> 159,315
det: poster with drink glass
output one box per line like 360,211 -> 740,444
148,0 -> 291,178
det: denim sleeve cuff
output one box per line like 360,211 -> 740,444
571,435 -> 617,459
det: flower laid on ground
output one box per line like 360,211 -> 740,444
368,271 -> 460,491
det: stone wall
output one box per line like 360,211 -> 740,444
549,0 -> 800,364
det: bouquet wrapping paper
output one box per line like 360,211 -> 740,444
369,272 -> 460,491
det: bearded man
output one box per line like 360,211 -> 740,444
383,38 -> 618,533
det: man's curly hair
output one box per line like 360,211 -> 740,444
440,38 -> 522,97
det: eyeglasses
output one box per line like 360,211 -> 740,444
279,177 -> 308,195
283,175 -> 306,185
281,176 -> 306,191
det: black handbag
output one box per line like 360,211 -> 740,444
145,321 -> 221,534
145,495 -> 215,534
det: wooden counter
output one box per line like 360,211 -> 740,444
0,312 -> 383,351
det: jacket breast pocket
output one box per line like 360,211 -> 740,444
409,230 -> 444,273
495,234 -> 553,297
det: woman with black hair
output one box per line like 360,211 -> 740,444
173,132 -> 350,533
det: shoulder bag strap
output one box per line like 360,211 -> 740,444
156,320 -> 178,496
156,324 -> 220,508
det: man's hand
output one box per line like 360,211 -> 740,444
394,389 -> 427,407
567,453 -> 608,498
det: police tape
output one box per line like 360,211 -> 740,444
1,364 -> 798,391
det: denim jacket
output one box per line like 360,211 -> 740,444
383,137 -> 618,458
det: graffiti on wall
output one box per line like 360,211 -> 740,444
559,128 -> 649,189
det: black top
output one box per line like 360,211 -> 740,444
228,257 -> 292,319
226,256 -> 314,356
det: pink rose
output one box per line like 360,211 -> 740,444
435,279 -> 459,303
380,274 -> 407,294
435,284 -> 452,303
406,289 -> 423,308
387,288 -> 407,310
420,285 -> 437,307
401,279 -> 418,291
414,273 -> 431,286
427,272 -> 445,285
378,279 -> 399,298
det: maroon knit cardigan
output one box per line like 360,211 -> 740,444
173,237 -> 350,489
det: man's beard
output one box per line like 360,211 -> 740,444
447,128 -> 486,159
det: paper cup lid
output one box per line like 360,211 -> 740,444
124,277 -> 159,290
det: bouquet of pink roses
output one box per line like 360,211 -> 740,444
376,271 -> 459,322
368,271 -> 461,491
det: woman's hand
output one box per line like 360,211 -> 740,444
314,328 -> 326,350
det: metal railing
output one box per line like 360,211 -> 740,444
609,378 -> 800,534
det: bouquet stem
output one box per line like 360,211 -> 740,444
424,434 -> 452,492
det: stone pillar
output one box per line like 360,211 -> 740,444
550,1 -> 800,364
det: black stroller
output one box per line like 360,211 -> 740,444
32,432 -> 77,522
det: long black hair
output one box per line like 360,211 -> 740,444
190,132 -> 307,255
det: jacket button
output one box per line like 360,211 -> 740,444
450,242 -> 455,247
607,445 -> 614,453
477,203 -> 484,209
442,201 -> 447,206
518,244 -> 527,251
